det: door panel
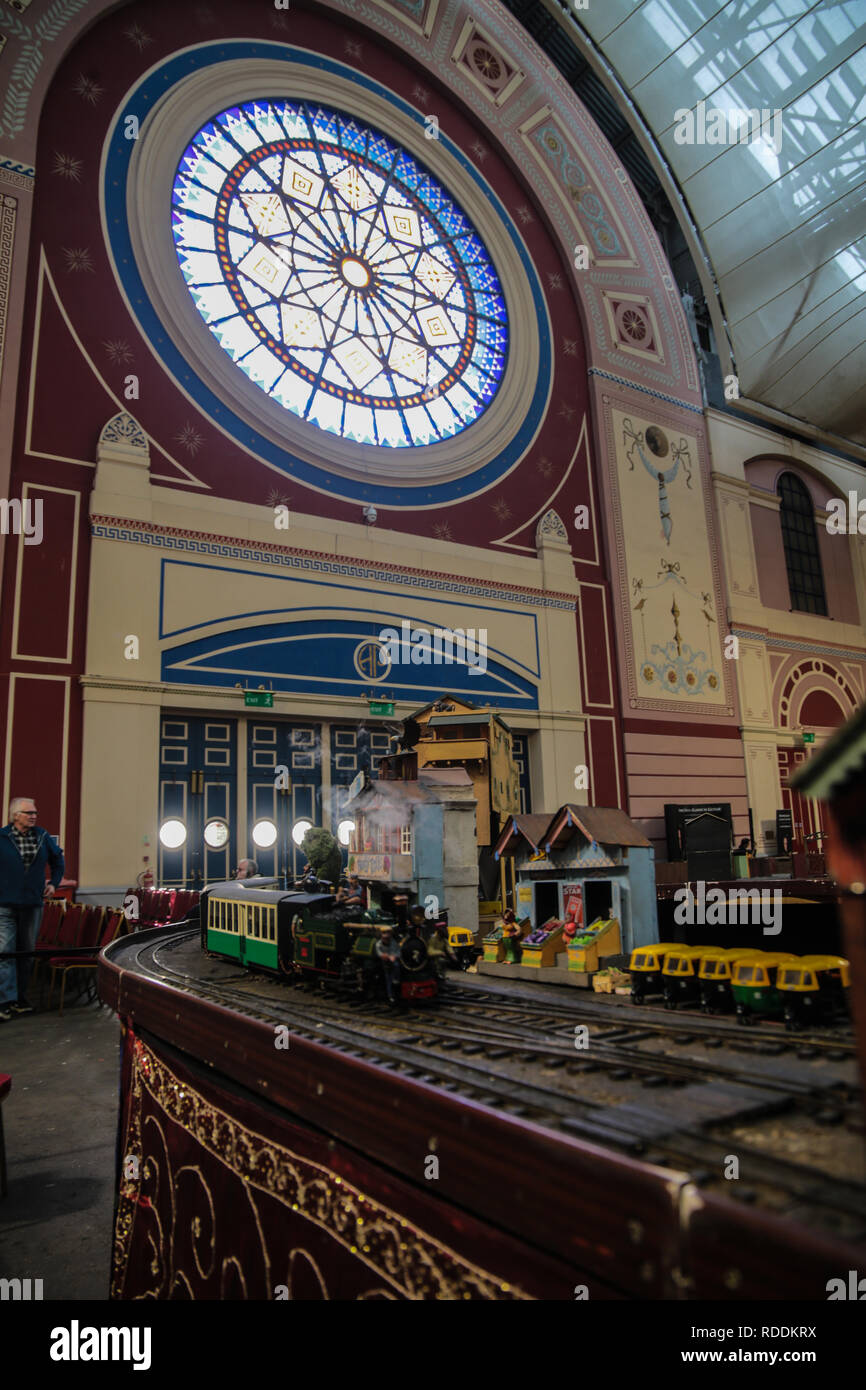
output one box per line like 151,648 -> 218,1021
159,716 -> 237,887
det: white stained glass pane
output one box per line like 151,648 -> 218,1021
342,402 -> 376,444
176,184 -> 217,218
376,410 -> 409,447
178,218 -> 216,253
402,405 -> 437,445
245,345 -> 284,391
214,316 -> 261,362
192,285 -> 237,327
173,99 -> 509,446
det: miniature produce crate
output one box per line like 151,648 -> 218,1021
566,918 -> 621,973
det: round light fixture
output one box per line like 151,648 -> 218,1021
292,818 -> 314,847
159,818 -> 187,849
337,818 -> 355,847
252,819 -> 278,849
204,818 -> 229,849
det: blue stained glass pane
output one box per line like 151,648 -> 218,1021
172,98 -> 508,447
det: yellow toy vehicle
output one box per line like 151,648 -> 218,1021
661,945 -> 711,1010
629,943 -> 675,1004
698,947 -> 761,1015
777,956 -> 850,1030
447,925 -> 482,970
732,952 -> 797,1024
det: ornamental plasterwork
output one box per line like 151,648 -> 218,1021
98,411 -> 149,456
536,509 -> 568,544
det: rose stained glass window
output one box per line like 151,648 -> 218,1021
171,100 -> 509,447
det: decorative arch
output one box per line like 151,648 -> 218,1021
775,657 -> 858,731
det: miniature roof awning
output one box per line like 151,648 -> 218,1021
426,712 -> 513,731
789,701 -> 866,801
345,767 -> 472,813
493,813 -> 554,859
544,805 -> 651,852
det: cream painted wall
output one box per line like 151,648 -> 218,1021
81,415 -> 587,888
708,408 -> 866,851
708,408 -> 866,644
80,693 -> 161,893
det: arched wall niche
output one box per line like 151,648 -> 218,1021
744,455 -> 839,510
743,457 -> 860,624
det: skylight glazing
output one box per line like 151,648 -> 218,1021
172,99 -> 509,447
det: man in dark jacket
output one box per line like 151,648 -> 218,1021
0,797 -> 64,1020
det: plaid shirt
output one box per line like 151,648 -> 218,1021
11,826 -> 40,869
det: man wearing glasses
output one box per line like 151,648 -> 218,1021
0,797 -> 65,1021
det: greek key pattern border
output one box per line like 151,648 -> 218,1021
731,628 -> 866,665
0,193 -> 16,381
90,518 -> 577,611
588,367 -> 705,415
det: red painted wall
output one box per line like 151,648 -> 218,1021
0,0 -> 628,872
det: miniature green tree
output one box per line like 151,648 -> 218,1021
301,826 -> 342,887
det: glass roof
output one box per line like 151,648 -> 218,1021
519,0 -> 866,447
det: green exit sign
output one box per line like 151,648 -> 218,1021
803,731 -> 815,744
244,691 -> 274,708
369,700 -> 395,716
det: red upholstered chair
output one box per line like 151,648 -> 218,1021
48,911 -> 123,1017
0,1073 -> 11,1197
30,898 -> 70,996
169,890 -> 199,922
74,905 -> 105,949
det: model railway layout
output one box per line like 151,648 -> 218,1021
113,922 -> 864,1249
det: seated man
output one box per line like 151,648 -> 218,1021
234,859 -> 259,881
343,873 -> 368,910
375,924 -> 401,1003
427,923 -> 457,976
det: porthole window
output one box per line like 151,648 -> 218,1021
292,818 -> 314,847
158,818 -> 187,849
203,818 -> 230,849
252,819 -> 278,848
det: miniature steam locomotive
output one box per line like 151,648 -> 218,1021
198,879 -> 439,1002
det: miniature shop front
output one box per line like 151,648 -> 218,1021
483,805 -> 659,987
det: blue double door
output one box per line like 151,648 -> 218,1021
158,714 -> 393,887
159,716 -> 238,886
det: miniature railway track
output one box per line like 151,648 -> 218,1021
439,978 -> 857,1055
118,927 -> 866,1240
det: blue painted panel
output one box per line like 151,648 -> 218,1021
162,617 -> 538,708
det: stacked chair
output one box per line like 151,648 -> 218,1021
47,910 -> 124,1017
0,1072 -> 10,1197
22,888 -> 200,1017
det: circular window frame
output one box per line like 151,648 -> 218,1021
104,46 -> 551,507
203,817 -> 230,849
